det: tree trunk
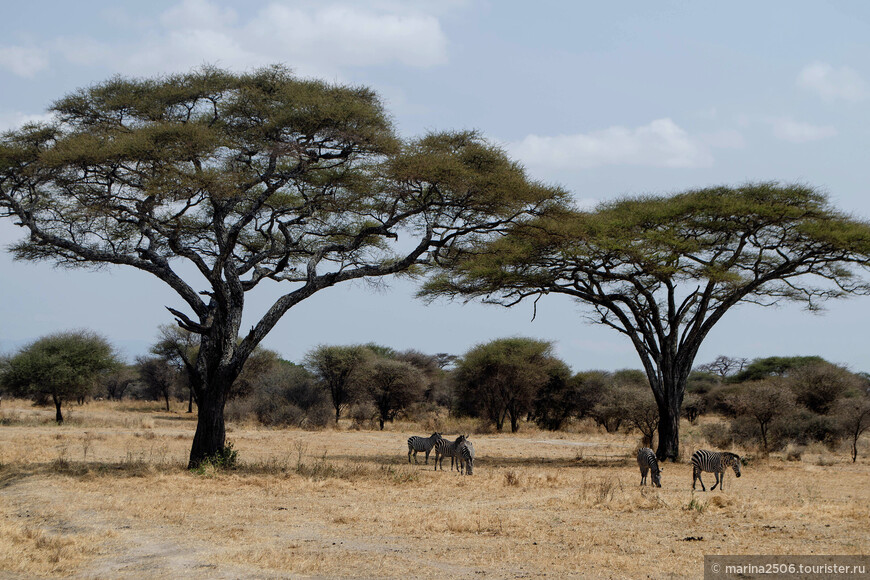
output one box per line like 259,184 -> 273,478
187,388 -> 194,413
54,396 -> 63,424
164,392 -> 170,412
655,386 -> 683,461
379,418 -> 385,430
335,405 -> 341,424
188,383 -> 229,468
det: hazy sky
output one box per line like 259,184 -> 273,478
2,0 -> 870,372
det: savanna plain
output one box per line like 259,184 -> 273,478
0,399 -> 867,579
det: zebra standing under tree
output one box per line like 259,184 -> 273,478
457,439 -> 475,475
691,449 -> 742,491
636,447 -> 662,487
408,432 -> 443,464
434,434 -> 466,471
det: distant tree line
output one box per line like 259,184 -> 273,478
2,331 -> 869,462
685,355 -> 870,460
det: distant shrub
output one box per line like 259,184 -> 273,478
349,402 -> 378,430
701,422 -> 733,449
226,363 -> 332,429
682,393 -> 706,424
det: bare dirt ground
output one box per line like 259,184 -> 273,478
0,399 -> 868,579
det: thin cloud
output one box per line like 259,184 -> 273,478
797,62 -> 868,102
769,117 -> 837,143
0,112 -> 55,132
0,46 -> 49,78
509,118 -> 713,170
14,0 -> 450,79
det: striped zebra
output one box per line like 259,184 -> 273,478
636,447 -> 661,487
407,432 -> 442,464
434,434 -> 466,471
691,449 -> 742,491
457,440 -> 475,475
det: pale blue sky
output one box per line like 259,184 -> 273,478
2,0 -> 869,372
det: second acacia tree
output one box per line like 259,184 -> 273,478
424,184 -> 870,460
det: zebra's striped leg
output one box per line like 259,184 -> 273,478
694,467 -> 706,491
424,450 -> 430,464
711,473 -> 720,491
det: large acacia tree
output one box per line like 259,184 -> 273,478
0,66 -> 564,467
424,183 -> 870,460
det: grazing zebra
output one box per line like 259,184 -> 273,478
407,432 -> 442,464
434,434 -> 466,471
691,449 -> 742,491
457,440 -> 475,475
636,447 -> 661,487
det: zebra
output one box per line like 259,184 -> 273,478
434,434 -> 466,471
636,447 -> 661,487
407,432 -> 442,464
457,439 -> 475,475
691,449 -> 742,491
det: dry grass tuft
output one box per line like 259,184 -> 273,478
707,494 -> 734,509
503,469 -> 522,487
576,475 -> 625,507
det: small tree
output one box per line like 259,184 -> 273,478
730,381 -> 796,452
396,349 -> 448,405
454,338 -> 566,432
136,356 -> 178,411
531,365 -> 581,430
834,397 -> 870,462
100,365 -> 138,400
696,355 -> 748,380
590,384 -> 632,433
150,325 -> 199,412
623,387 -> 660,447
358,355 -> 425,429
305,345 -> 369,423
1,330 -> 119,422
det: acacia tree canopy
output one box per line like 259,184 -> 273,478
423,183 -> 870,460
0,65 -> 566,467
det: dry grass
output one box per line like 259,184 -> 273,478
0,399 -> 868,578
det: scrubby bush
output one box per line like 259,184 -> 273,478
786,362 -> 863,415
682,392 -> 706,424
701,422 -> 734,449
348,402 -> 379,430
226,362 -> 332,428
729,381 -> 795,452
